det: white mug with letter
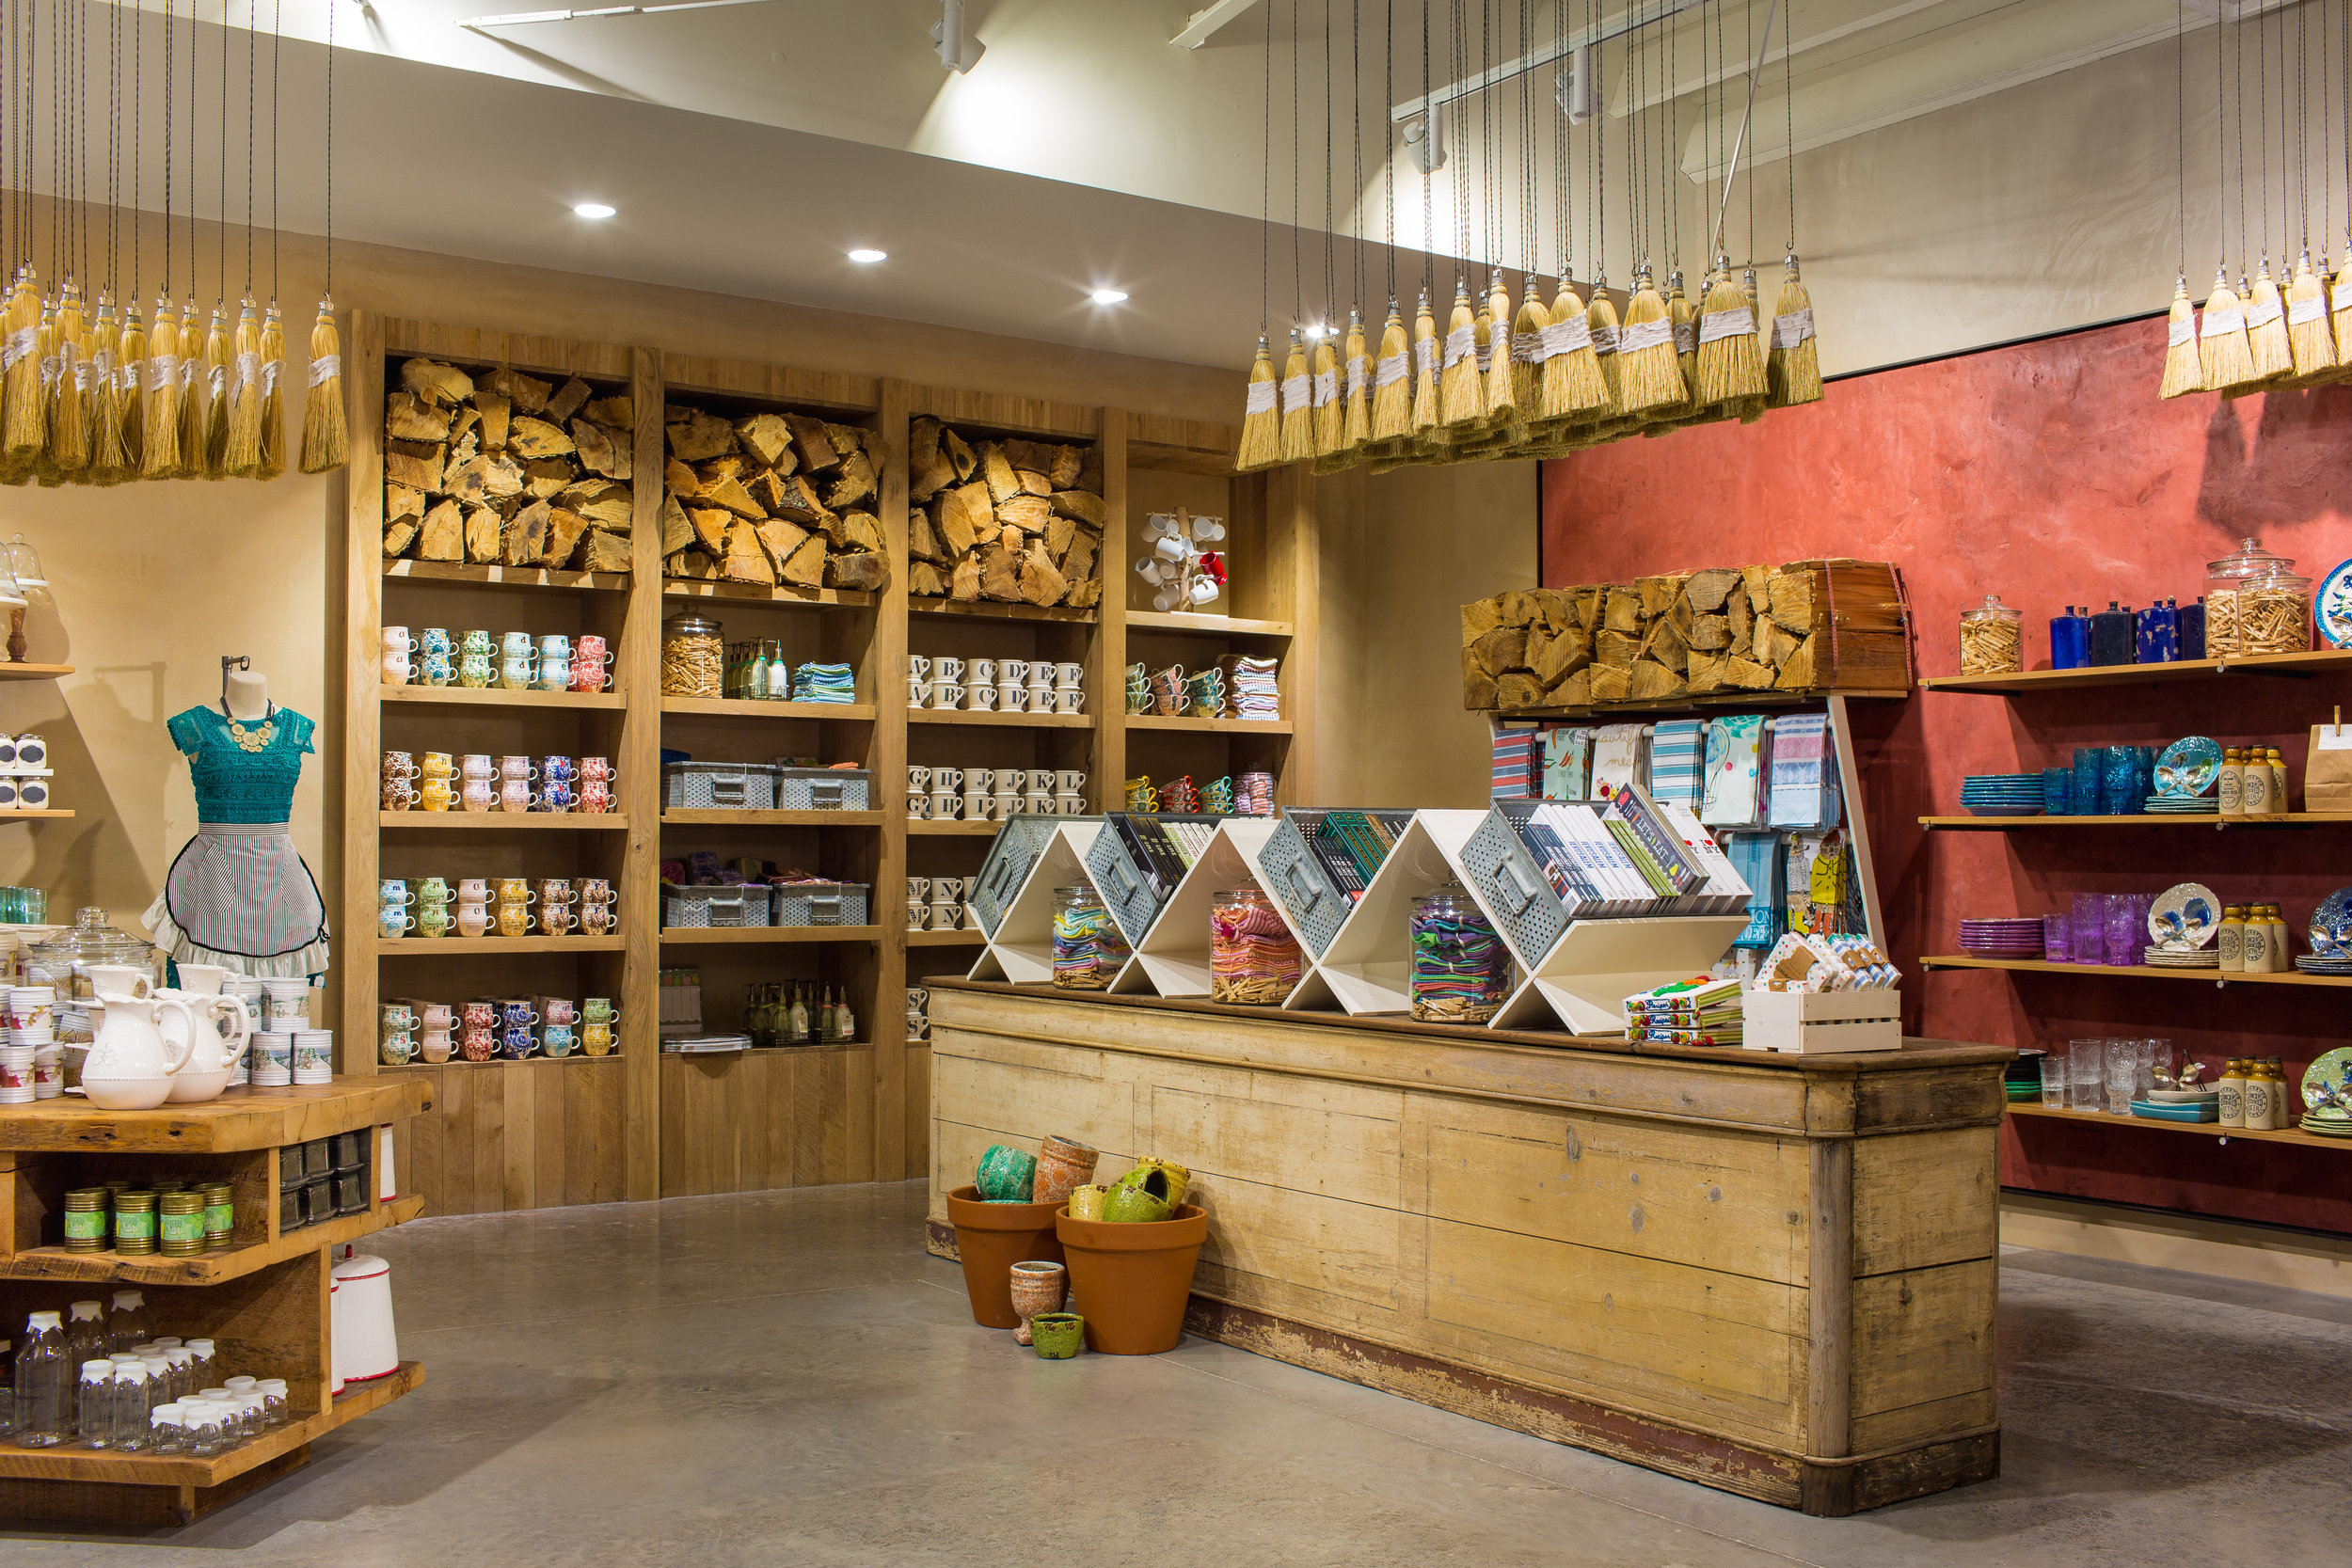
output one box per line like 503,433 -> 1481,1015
968,658 -> 996,688
1057,661 -> 1086,689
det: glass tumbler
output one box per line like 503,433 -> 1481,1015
2105,1039 -> 2139,1115
2141,1038 -> 2174,1095
2072,747 -> 2106,816
2042,913 -> 2072,964
2069,1040 -> 2105,1110
2104,893 -> 2142,967
2039,1053 -> 2066,1107
2042,767 -> 2073,816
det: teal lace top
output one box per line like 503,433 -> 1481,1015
166,705 -> 315,824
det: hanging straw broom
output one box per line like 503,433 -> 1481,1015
1236,334 -> 1279,470
2198,267 -> 2255,392
2242,261 -> 2293,385
298,297 -> 347,474
199,303 -> 234,477
1310,330 -> 1343,461
47,282 -> 90,478
2285,251 -> 2336,384
224,296 -> 264,477
256,302 -> 286,480
2156,278 -> 2203,400
87,294 -> 129,484
1667,271 -> 1699,415
139,294 -> 184,478
1277,328 -> 1314,465
2328,240 -> 2352,385
1438,279 -> 1485,439
176,300 -> 210,478
1339,308 -> 1372,455
1768,256 -> 1824,408
1538,274 -> 1607,426
1485,270 -> 1523,430
1584,273 -> 1626,420
116,294 -> 147,475
1368,301 -> 1409,447
1614,267 -> 1683,418
1408,289 -> 1440,439
0,268 -> 43,479
1510,278 -> 1546,420
31,295 -> 61,486
1693,258 -> 1768,407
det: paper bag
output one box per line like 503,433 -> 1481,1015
2309,724 -> 2352,813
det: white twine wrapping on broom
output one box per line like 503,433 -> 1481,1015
0,327 -> 35,371
1375,352 -> 1407,387
2168,312 -> 2197,347
1674,319 -> 1696,356
1698,307 -> 1756,343
1245,380 -> 1279,414
309,354 -> 341,387
2245,294 -> 2283,329
1414,338 -> 1438,376
2201,306 -> 2246,338
1312,369 -> 1337,406
1280,372 -> 1311,409
1773,308 -> 1816,348
1620,320 -> 1674,354
1442,324 -> 1475,368
1590,322 -> 1620,356
1511,332 -> 1544,364
1346,356 -> 1368,397
145,353 -> 179,392
1540,315 -> 1593,355
2288,295 -> 2328,325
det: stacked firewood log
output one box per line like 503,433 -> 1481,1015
1461,560 -> 1909,711
380,359 -> 635,574
905,419 -> 1104,608
660,404 -> 889,592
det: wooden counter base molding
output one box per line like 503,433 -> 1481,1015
924,983 -> 2009,1516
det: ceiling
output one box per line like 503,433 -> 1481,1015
9,2 -> 2293,369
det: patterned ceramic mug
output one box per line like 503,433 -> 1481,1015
578,901 -> 612,936
580,755 -> 612,784
498,655 -> 538,691
495,903 -> 533,938
499,1025 -> 535,1061
455,902 -> 489,938
382,775 -> 418,812
572,636 -> 612,692
459,1025 -> 497,1063
458,651 -> 494,689
421,627 -> 454,657
581,1021 -> 614,1056
421,752 -> 455,779
460,1001 -> 496,1031
578,780 -> 612,815
540,1022 -> 577,1057
461,630 -> 494,657
421,777 -> 454,812
461,779 -> 497,813
499,779 -> 533,813
495,879 -> 534,904
421,651 -> 455,687
538,778 -> 576,813
498,999 -> 539,1029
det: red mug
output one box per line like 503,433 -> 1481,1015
458,1025 -> 498,1063
579,780 -> 612,815
461,1001 -> 496,1031
571,636 -> 613,692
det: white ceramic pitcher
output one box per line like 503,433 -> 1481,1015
163,964 -> 253,1104
80,991 -> 199,1110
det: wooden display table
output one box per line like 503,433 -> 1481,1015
926,983 -> 2010,1516
0,1078 -> 432,1526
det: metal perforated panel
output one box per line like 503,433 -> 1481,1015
1259,816 -> 1348,957
1085,816 -> 1169,946
971,817 -> 1060,936
1460,809 -> 1571,967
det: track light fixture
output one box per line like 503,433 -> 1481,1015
932,0 -> 985,73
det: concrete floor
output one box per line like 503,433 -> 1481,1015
4,1180 -> 2349,1565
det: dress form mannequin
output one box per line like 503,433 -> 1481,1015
223,668 -> 270,723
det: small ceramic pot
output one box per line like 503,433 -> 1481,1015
1065,1183 -> 1110,1223
1030,1313 -> 1085,1359
976,1144 -> 1037,1203
1031,1134 -> 1100,1209
1009,1259 -> 1068,1345
1108,1157 -> 1191,1212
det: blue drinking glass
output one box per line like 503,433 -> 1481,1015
2042,767 -> 2073,816
2074,747 -> 2107,816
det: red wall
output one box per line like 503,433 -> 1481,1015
1540,316 -> 2352,1234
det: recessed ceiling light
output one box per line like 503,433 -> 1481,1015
1089,288 -> 1129,305
848,248 -> 888,264
572,202 -> 616,220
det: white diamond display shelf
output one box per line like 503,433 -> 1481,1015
1486,911 -> 1752,1036
967,821 -> 1107,985
1118,817 -> 1291,1000
1285,809 -> 1493,1016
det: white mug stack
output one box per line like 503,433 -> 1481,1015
930,877 -> 970,932
0,732 -> 54,812
908,766 -> 1086,821
906,655 -> 1087,716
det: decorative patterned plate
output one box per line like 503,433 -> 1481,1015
2148,882 -> 2221,947
2309,888 -> 2352,957
2299,1045 -> 2352,1114
2318,557 -> 2352,648
2153,736 -> 2223,797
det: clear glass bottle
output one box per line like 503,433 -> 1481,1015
1051,882 -> 1131,990
258,1378 -> 289,1429
75,1360 -> 116,1448
1409,887 -> 1512,1023
62,1301 -> 104,1371
834,988 -> 855,1043
11,1311 -> 68,1446
1959,594 -> 2023,675
164,1346 -> 197,1401
144,1402 -> 183,1457
111,1363 -> 151,1451
1209,887 -> 1304,1006
107,1290 -> 151,1350
181,1402 -> 224,1458
787,982 -> 808,1043
184,1338 -> 216,1388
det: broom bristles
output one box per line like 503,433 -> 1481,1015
1438,283 -> 1485,436
116,305 -> 146,474
1237,335 -> 1279,471
2200,270 -> 2257,392
224,297 -> 265,477
1585,278 -> 1626,418
138,297 -> 183,478
1538,276 -> 1609,424
2245,264 -> 2294,383
1484,273 -> 1521,425
47,285 -> 89,475
1692,266 -> 1767,405
200,306 -> 233,477
87,297 -> 128,484
1368,306 -> 1410,444
1510,282 -> 1546,419
257,303 -> 286,480
1768,259 -> 1824,408
2285,255 -> 2335,383
2328,243 -> 2352,386
1614,272 -> 1684,417
298,302 -> 348,474
1339,311 -> 1372,455
1409,291 -> 1440,436
31,300 -> 63,487
0,271 -> 43,470
1310,337 -> 1343,458
2157,281 -> 2203,400
176,304 -> 210,478
1277,331 -> 1314,464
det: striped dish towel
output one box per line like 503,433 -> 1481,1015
1648,721 -> 1705,809
1765,714 -> 1841,829
1491,722 -> 1540,800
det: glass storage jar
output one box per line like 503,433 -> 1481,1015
1958,594 -> 2022,675
23,908 -> 155,1001
1208,886 -> 1303,1006
660,613 -> 724,698
11,1310 -> 67,1447
2204,535 -> 2312,655
1050,882 -> 1130,990
1408,887 -> 1511,1023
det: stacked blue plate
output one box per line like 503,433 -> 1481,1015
1960,772 -> 2045,816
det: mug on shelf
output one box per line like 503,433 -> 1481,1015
931,680 -> 963,710
1057,769 -> 1087,796
538,778 -> 577,813
907,765 -> 931,794
421,628 -> 454,658
501,630 -> 536,661
460,752 -> 497,781
906,792 -> 930,820
997,683 -> 1026,713
498,655 -> 538,691
499,779 -> 533,813
420,777 -> 454,812
582,1021 -> 614,1056
419,1029 -> 453,1065
965,768 -> 994,795
907,877 -> 932,902
420,650 -> 455,687
1056,661 -> 1086,689
934,657 -> 965,685
933,768 -> 963,795
455,902 -> 489,938
500,1025 -> 536,1061
962,792 -> 993,822
461,778 -> 497,813
541,1023 -> 577,1058
459,1025 -> 497,1063
572,635 -> 613,692
578,899 -> 613,936
457,651 -> 494,689
906,654 -> 932,684
380,649 -> 413,686
536,657 -> 574,693
968,657 -> 998,688
580,755 -> 613,784
421,752 -> 455,780
929,793 -> 961,821
495,878 -> 536,906
905,900 -> 930,930
500,754 -> 536,782
579,780 -> 612,815
457,878 -> 490,903
906,677 -> 929,709
969,685 -> 998,711
1000,659 -> 1029,687
1056,689 -> 1086,714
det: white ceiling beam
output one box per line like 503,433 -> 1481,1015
1614,0 -> 1950,119
1171,0 -> 1265,50
1388,0 -> 1708,122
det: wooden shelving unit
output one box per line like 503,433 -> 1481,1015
342,314 -> 1301,1212
1920,647 -> 2352,694
1920,814 -> 2352,829
2005,1101 -> 2351,1148
0,662 -> 73,680
1923,954 -> 2352,986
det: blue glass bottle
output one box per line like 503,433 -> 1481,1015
2136,600 -> 2179,663
2178,595 -> 2207,659
2050,605 -> 2090,670
2089,601 -> 2137,666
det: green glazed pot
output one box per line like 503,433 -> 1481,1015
1100,1185 -> 1173,1224
976,1144 -> 1037,1203
1030,1313 -> 1085,1359
1106,1158 -> 1190,1211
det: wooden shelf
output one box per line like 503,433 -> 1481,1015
0,809 -> 72,819
660,697 -> 875,721
661,579 -> 877,609
383,560 -> 628,594
1124,610 -> 1294,640
382,685 -> 623,712
374,934 -> 626,956
2006,1101 -> 2352,1149
1920,648 -> 2352,694
0,1196 -> 426,1284
0,1362 -> 423,1489
1124,714 -> 1294,735
0,1078 -> 429,1153
659,925 -> 884,946
908,599 -> 1097,624
1922,954 -> 2352,987
908,819 -> 1009,836
0,663 -> 72,680
383,1053 -> 620,1070
380,811 -> 629,831
1915,813 -> 2352,829
909,708 -> 1089,729
662,809 -> 886,826
1495,687 -> 1908,721
907,928 -> 986,945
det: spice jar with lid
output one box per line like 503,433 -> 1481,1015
2204,535 -> 2312,655
660,612 -> 724,699
1959,595 -> 2023,675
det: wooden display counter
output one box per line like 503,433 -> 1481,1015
925,982 -> 2011,1516
0,1078 -> 433,1526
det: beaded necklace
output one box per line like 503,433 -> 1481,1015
220,699 -> 278,753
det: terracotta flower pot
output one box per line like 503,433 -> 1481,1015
1054,1203 -> 1208,1354
946,1184 -> 1066,1328
1031,1134 -> 1101,1209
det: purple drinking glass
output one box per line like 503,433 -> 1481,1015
2072,893 -> 2104,966
2042,913 -> 2072,963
